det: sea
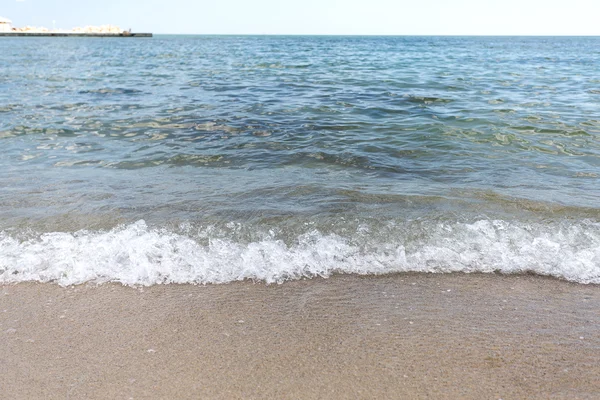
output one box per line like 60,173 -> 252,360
1,35 -> 599,286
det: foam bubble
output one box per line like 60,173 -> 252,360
1,219 -> 599,286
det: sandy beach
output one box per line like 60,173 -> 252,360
1,273 -> 598,399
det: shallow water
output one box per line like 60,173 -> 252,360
1,36 -> 599,285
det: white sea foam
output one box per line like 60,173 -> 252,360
1,219 -> 599,286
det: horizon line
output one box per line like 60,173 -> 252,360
150,33 -> 600,37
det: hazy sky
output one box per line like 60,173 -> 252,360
3,0 -> 600,35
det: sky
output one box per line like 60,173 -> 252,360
2,0 -> 600,35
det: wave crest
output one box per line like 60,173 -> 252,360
1,219 -> 599,286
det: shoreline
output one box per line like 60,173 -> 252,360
1,273 -> 599,399
0,32 -> 152,37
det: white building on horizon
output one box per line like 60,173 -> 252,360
0,16 -> 13,32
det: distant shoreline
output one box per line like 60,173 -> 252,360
0,32 -> 152,37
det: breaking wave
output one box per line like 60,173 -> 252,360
1,219 -> 599,286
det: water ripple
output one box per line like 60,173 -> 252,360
1,36 -> 599,216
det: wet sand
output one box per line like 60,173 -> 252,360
1,273 -> 599,399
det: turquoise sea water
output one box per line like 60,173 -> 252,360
1,36 -> 599,285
